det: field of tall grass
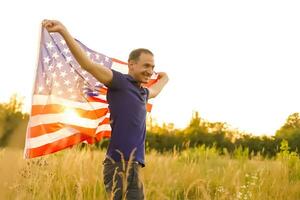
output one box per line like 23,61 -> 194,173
1,145 -> 300,200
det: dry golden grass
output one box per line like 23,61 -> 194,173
1,146 -> 300,200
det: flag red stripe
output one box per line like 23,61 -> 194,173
25,133 -> 89,158
112,58 -> 128,65
86,131 -> 111,144
96,130 -> 111,140
99,117 -> 110,125
146,103 -> 152,112
98,87 -> 108,95
29,121 -> 109,138
86,95 -> 107,103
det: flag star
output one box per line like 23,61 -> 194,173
48,64 -> 54,71
46,42 -> 54,50
66,56 -> 72,63
43,56 -> 50,64
84,77 -> 89,82
93,91 -> 99,96
42,72 -> 46,78
95,54 -> 100,59
82,70 -> 87,75
68,88 -> 74,93
56,62 -> 63,69
105,56 -> 109,62
70,68 -> 75,73
86,51 -> 91,57
74,75 -> 79,81
64,80 -> 71,86
52,52 -> 59,59
38,86 -> 44,92
60,71 -> 67,78
95,82 -> 101,86
60,39 -> 66,45
63,48 -> 70,54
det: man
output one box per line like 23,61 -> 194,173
42,20 -> 169,199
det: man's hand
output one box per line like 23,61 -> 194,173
42,19 -> 66,34
157,72 -> 168,81
148,72 -> 169,99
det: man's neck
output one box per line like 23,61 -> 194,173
127,73 -> 142,87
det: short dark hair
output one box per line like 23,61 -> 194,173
128,48 -> 153,62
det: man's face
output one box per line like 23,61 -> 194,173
129,53 -> 155,84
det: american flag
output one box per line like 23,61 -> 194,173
24,28 -> 156,158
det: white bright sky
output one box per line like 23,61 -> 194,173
1,0 -> 300,136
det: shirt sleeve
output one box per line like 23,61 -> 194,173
106,69 -> 127,90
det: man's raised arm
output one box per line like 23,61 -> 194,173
148,72 -> 169,99
42,19 -> 113,86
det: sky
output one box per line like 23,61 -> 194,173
1,0 -> 300,136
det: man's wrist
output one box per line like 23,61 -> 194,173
59,28 -> 68,37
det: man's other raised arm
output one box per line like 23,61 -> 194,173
148,72 -> 169,99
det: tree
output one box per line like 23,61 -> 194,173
0,94 -> 26,147
276,113 -> 300,152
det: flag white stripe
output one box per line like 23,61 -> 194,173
96,124 -> 111,133
32,95 -> 107,110
26,127 -> 78,148
26,123 -> 111,148
29,112 -> 109,128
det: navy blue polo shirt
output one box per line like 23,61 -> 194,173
105,69 -> 149,166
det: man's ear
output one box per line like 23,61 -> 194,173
128,60 -> 135,70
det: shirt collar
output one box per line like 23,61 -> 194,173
125,74 -> 144,88
125,74 -> 137,83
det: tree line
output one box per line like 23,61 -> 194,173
1,95 -> 300,158
144,111 -> 300,158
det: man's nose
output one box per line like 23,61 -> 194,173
146,69 -> 153,76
